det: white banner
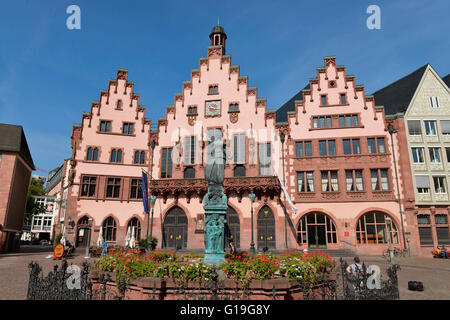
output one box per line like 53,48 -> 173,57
274,169 -> 298,215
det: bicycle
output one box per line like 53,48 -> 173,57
382,248 -> 408,261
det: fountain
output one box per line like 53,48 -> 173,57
203,137 -> 227,265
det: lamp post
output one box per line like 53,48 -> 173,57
149,195 -> 157,247
249,192 -> 256,254
84,218 -> 92,259
386,216 -> 394,264
388,123 -> 408,255
280,132 -> 288,249
146,141 -> 156,241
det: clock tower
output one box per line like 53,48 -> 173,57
209,24 -> 227,54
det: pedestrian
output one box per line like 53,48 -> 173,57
346,256 -> 364,278
439,245 -> 449,259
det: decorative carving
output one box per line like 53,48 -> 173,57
207,47 -> 222,58
229,112 -> 239,123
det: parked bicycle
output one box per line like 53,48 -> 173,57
382,248 -> 408,261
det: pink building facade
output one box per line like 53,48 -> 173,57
62,26 -> 411,255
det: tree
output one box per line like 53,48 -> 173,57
24,178 -> 47,225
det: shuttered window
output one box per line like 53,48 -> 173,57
233,133 -> 246,163
407,120 -> 421,136
415,175 -> 430,194
440,120 -> 450,135
418,227 -> 433,245
258,143 -> 271,175
184,136 -> 197,165
161,148 -> 173,178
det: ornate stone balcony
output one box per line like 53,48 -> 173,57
149,176 -> 281,203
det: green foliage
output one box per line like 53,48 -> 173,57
55,233 -> 63,244
138,236 -> 158,249
24,178 -> 47,225
182,252 -> 205,259
94,249 -> 335,290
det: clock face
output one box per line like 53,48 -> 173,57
206,101 -> 221,116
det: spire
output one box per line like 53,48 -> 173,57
209,23 -> 227,54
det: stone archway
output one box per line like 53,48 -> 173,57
162,206 -> 188,250
76,216 -> 91,247
257,205 -> 276,250
226,206 -> 240,250
296,212 -> 337,249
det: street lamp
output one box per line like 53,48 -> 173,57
67,216 -> 75,229
388,123 -> 408,255
280,132 -> 288,249
84,218 -> 93,259
149,195 -> 157,247
249,192 -> 256,255
385,216 -> 394,264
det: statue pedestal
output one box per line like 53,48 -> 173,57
203,253 -> 225,265
203,195 -> 227,266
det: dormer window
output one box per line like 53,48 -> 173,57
122,123 -> 134,135
229,103 -> 239,112
340,94 -> 346,105
208,85 -> 218,95
117,100 -> 122,109
100,121 -> 111,132
187,106 -> 197,115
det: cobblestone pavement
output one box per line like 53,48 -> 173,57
0,246 -> 448,300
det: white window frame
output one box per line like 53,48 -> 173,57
412,147 -> 425,163
424,120 -> 437,136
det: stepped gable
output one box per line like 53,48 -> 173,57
277,56 -> 383,126
151,39 -> 274,143
70,69 -> 151,159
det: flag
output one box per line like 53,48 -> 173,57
142,170 -> 149,214
274,170 -> 298,215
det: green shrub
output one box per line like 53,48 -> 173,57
55,233 -> 63,245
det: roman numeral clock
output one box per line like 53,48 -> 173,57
205,100 -> 221,117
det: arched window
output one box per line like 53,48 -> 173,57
134,151 -> 140,164
110,149 -> 117,162
356,212 -> 398,244
117,149 -> 122,163
87,147 -> 93,160
127,218 -> 141,241
103,217 -> 117,241
233,165 -> 246,177
140,151 -> 145,164
93,148 -> 98,161
184,166 -> 195,179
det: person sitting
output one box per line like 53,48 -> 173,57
439,245 -> 449,259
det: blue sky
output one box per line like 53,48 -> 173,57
0,0 -> 449,175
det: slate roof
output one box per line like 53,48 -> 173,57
372,64 -> 428,115
276,84 -> 310,123
0,123 -> 35,170
443,74 -> 450,88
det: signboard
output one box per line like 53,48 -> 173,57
53,243 -> 65,259
195,214 -> 205,233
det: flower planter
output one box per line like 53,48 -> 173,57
89,270 -> 338,300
